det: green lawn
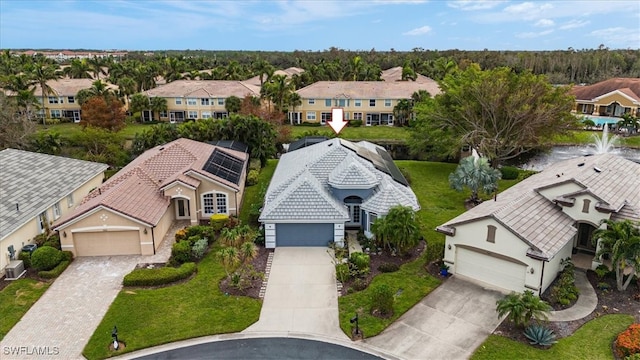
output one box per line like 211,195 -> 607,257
337,161 -> 524,338
239,159 -> 278,226
552,130 -> 640,148
472,314 -> 634,360
287,125 -> 409,141
0,279 -> 50,341
82,248 -> 262,360
37,123 -> 152,140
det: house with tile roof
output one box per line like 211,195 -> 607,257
571,77 -> 640,121
259,138 -> 420,248
436,153 -> 640,294
0,149 -> 107,276
141,80 -> 261,122
53,138 -> 248,257
292,79 -> 440,126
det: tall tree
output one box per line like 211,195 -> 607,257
410,64 -> 576,165
149,96 -> 168,121
0,93 -> 37,150
129,93 -> 151,122
393,99 -> 412,127
87,56 -> 106,80
225,95 -> 242,114
287,92 -> 302,125
592,219 -> 640,291
64,59 -> 92,79
80,95 -> 126,132
30,59 -> 61,125
76,80 -> 114,105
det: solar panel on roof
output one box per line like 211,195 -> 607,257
202,149 -> 244,185
208,140 -> 249,153
288,136 -> 330,152
377,148 -> 409,186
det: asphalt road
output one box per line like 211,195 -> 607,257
133,338 -> 383,360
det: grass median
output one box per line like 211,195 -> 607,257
0,279 -> 50,341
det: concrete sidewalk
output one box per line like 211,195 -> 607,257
243,247 -> 348,340
548,270 -> 598,322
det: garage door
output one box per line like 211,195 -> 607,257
275,223 -> 333,247
73,231 -> 141,256
455,247 -> 526,292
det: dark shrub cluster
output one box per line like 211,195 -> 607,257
123,262 -> 196,286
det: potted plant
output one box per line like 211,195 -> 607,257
439,263 -> 450,277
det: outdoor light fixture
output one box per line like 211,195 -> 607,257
63,231 -> 67,238
143,228 -> 148,234
447,244 -> 452,250
530,267 -> 535,274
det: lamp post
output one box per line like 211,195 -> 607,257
350,313 -> 359,337
112,325 -> 119,350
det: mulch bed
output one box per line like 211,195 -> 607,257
339,240 -> 428,296
494,270 -> 640,345
219,246 -> 272,299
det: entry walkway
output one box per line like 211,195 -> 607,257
243,247 -> 348,340
0,221 -> 184,360
548,270 -> 598,322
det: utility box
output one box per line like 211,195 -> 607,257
5,260 -> 26,280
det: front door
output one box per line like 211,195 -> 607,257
576,223 -> 597,253
175,199 -> 190,219
344,196 -> 362,228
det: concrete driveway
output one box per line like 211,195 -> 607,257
244,247 -> 348,340
365,277 -> 504,360
0,256 -> 142,359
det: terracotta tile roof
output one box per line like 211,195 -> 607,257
32,78 -> 118,97
296,80 -> 441,100
439,153 -> 640,259
380,66 -> 436,84
244,67 -> 305,87
54,138 -> 248,228
143,80 -> 260,98
571,78 -> 640,102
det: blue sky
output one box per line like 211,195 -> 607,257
1,0 -> 639,51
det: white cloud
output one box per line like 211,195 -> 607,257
535,19 -> 554,27
589,27 -> 640,48
516,29 -> 554,38
447,0 -> 506,11
403,25 -> 432,36
559,19 -> 590,30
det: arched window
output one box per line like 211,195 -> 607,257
202,192 -> 228,216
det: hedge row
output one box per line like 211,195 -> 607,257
123,262 -> 197,287
39,260 -> 70,279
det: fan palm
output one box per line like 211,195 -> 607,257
449,155 -> 501,204
592,219 -> 640,291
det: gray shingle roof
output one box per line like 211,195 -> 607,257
0,149 -> 108,240
361,181 -> 421,214
260,138 -> 420,222
438,153 -> 640,259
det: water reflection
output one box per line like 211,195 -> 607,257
518,146 -> 640,171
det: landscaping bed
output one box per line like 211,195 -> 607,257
219,245 -> 272,299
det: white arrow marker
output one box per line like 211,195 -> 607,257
328,108 -> 348,135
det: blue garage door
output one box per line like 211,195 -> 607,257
276,223 -> 334,247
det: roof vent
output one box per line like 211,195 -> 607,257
159,147 -> 165,151
15,203 -> 19,212
594,166 -> 602,173
328,143 -> 333,147
577,162 -> 585,167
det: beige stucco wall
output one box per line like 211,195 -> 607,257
537,182 -> 583,201
540,239 -> 574,293
162,97 -> 228,120
164,184 -> 199,225
1,172 -> 104,275
193,175 -> 245,219
560,193 -> 611,227
595,92 -> 637,108
299,97 -> 398,123
444,218 -> 545,292
151,202 -> 176,251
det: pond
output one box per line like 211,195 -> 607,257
518,145 -> 640,171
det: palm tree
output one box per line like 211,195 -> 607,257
393,99 -> 412,127
449,155 -> 502,204
129,93 -> 150,122
30,59 -> 61,125
16,88 -> 39,120
149,96 -> 168,121
76,80 -> 114,105
496,290 -> 551,328
263,74 -> 294,113
64,59 -> 92,79
87,56 -> 106,80
116,76 -> 136,108
381,205 -> 420,255
252,57 -> 274,87
225,96 -> 242,114
411,90 -> 431,104
287,92 -> 302,125
592,219 -> 640,291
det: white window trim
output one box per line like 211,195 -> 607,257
384,99 -> 392,107
306,111 -> 316,121
201,192 -> 228,216
53,202 -> 61,219
355,99 -> 361,107
187,98 -> 197,105
38,212 -> 47,234
67,194 -> 74,208
175,98 -> 183,105
308,99 -> 315,105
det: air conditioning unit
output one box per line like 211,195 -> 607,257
5,260 -> 25,279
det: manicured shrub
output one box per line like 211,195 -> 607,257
224,216 -> 240,230
30,246 -> 63,271
33,233 -> 49,247
183,225 -> 215,243
550,259 -> 579,306
351,278 -> 368,291
123,262 -> 197,286
191,238 -> 208,260
350,120 -> 363,127
369,284 -> 394,317
249,158 -> 261,172
615,323 -> 640,358
171,241 -> 192,264
18,251 -> 31,268
500,166 -> 520,180
377,262 -> 399,273
425,238 -> 445,264
524,324 -> 557,346
335,263 -> 350,283
175,227 -> 188,242
61,251 -> 74,262
246,169 -> 259,186
594,264 -> 610,279
350,252 -> 370,272
43,235 -> 61,250
39,260 -> 70,279
210,214 -> 229,232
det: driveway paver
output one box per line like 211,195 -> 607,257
365,276 -> 504,360
244,247 -> 348,340
0,221 -> 183,360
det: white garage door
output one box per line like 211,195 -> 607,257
74,231 -> 141,256
455,247 -> 526,292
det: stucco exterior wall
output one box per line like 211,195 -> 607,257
537,182 -> 583,201
164,184 -> 198,225
444,218 -> 542,291
560,194 -> 612,226
595,92 -> 637,108
151,202 -> 176,252
540,239 -> 574,294
195,177 -> 243,218
299,97 -> 399,124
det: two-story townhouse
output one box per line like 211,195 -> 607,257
571,78 -> 640,127
142,80 -> 261,123
30,78 -> 119,122
293,80 -> 440,126
0,149 -> 107,277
